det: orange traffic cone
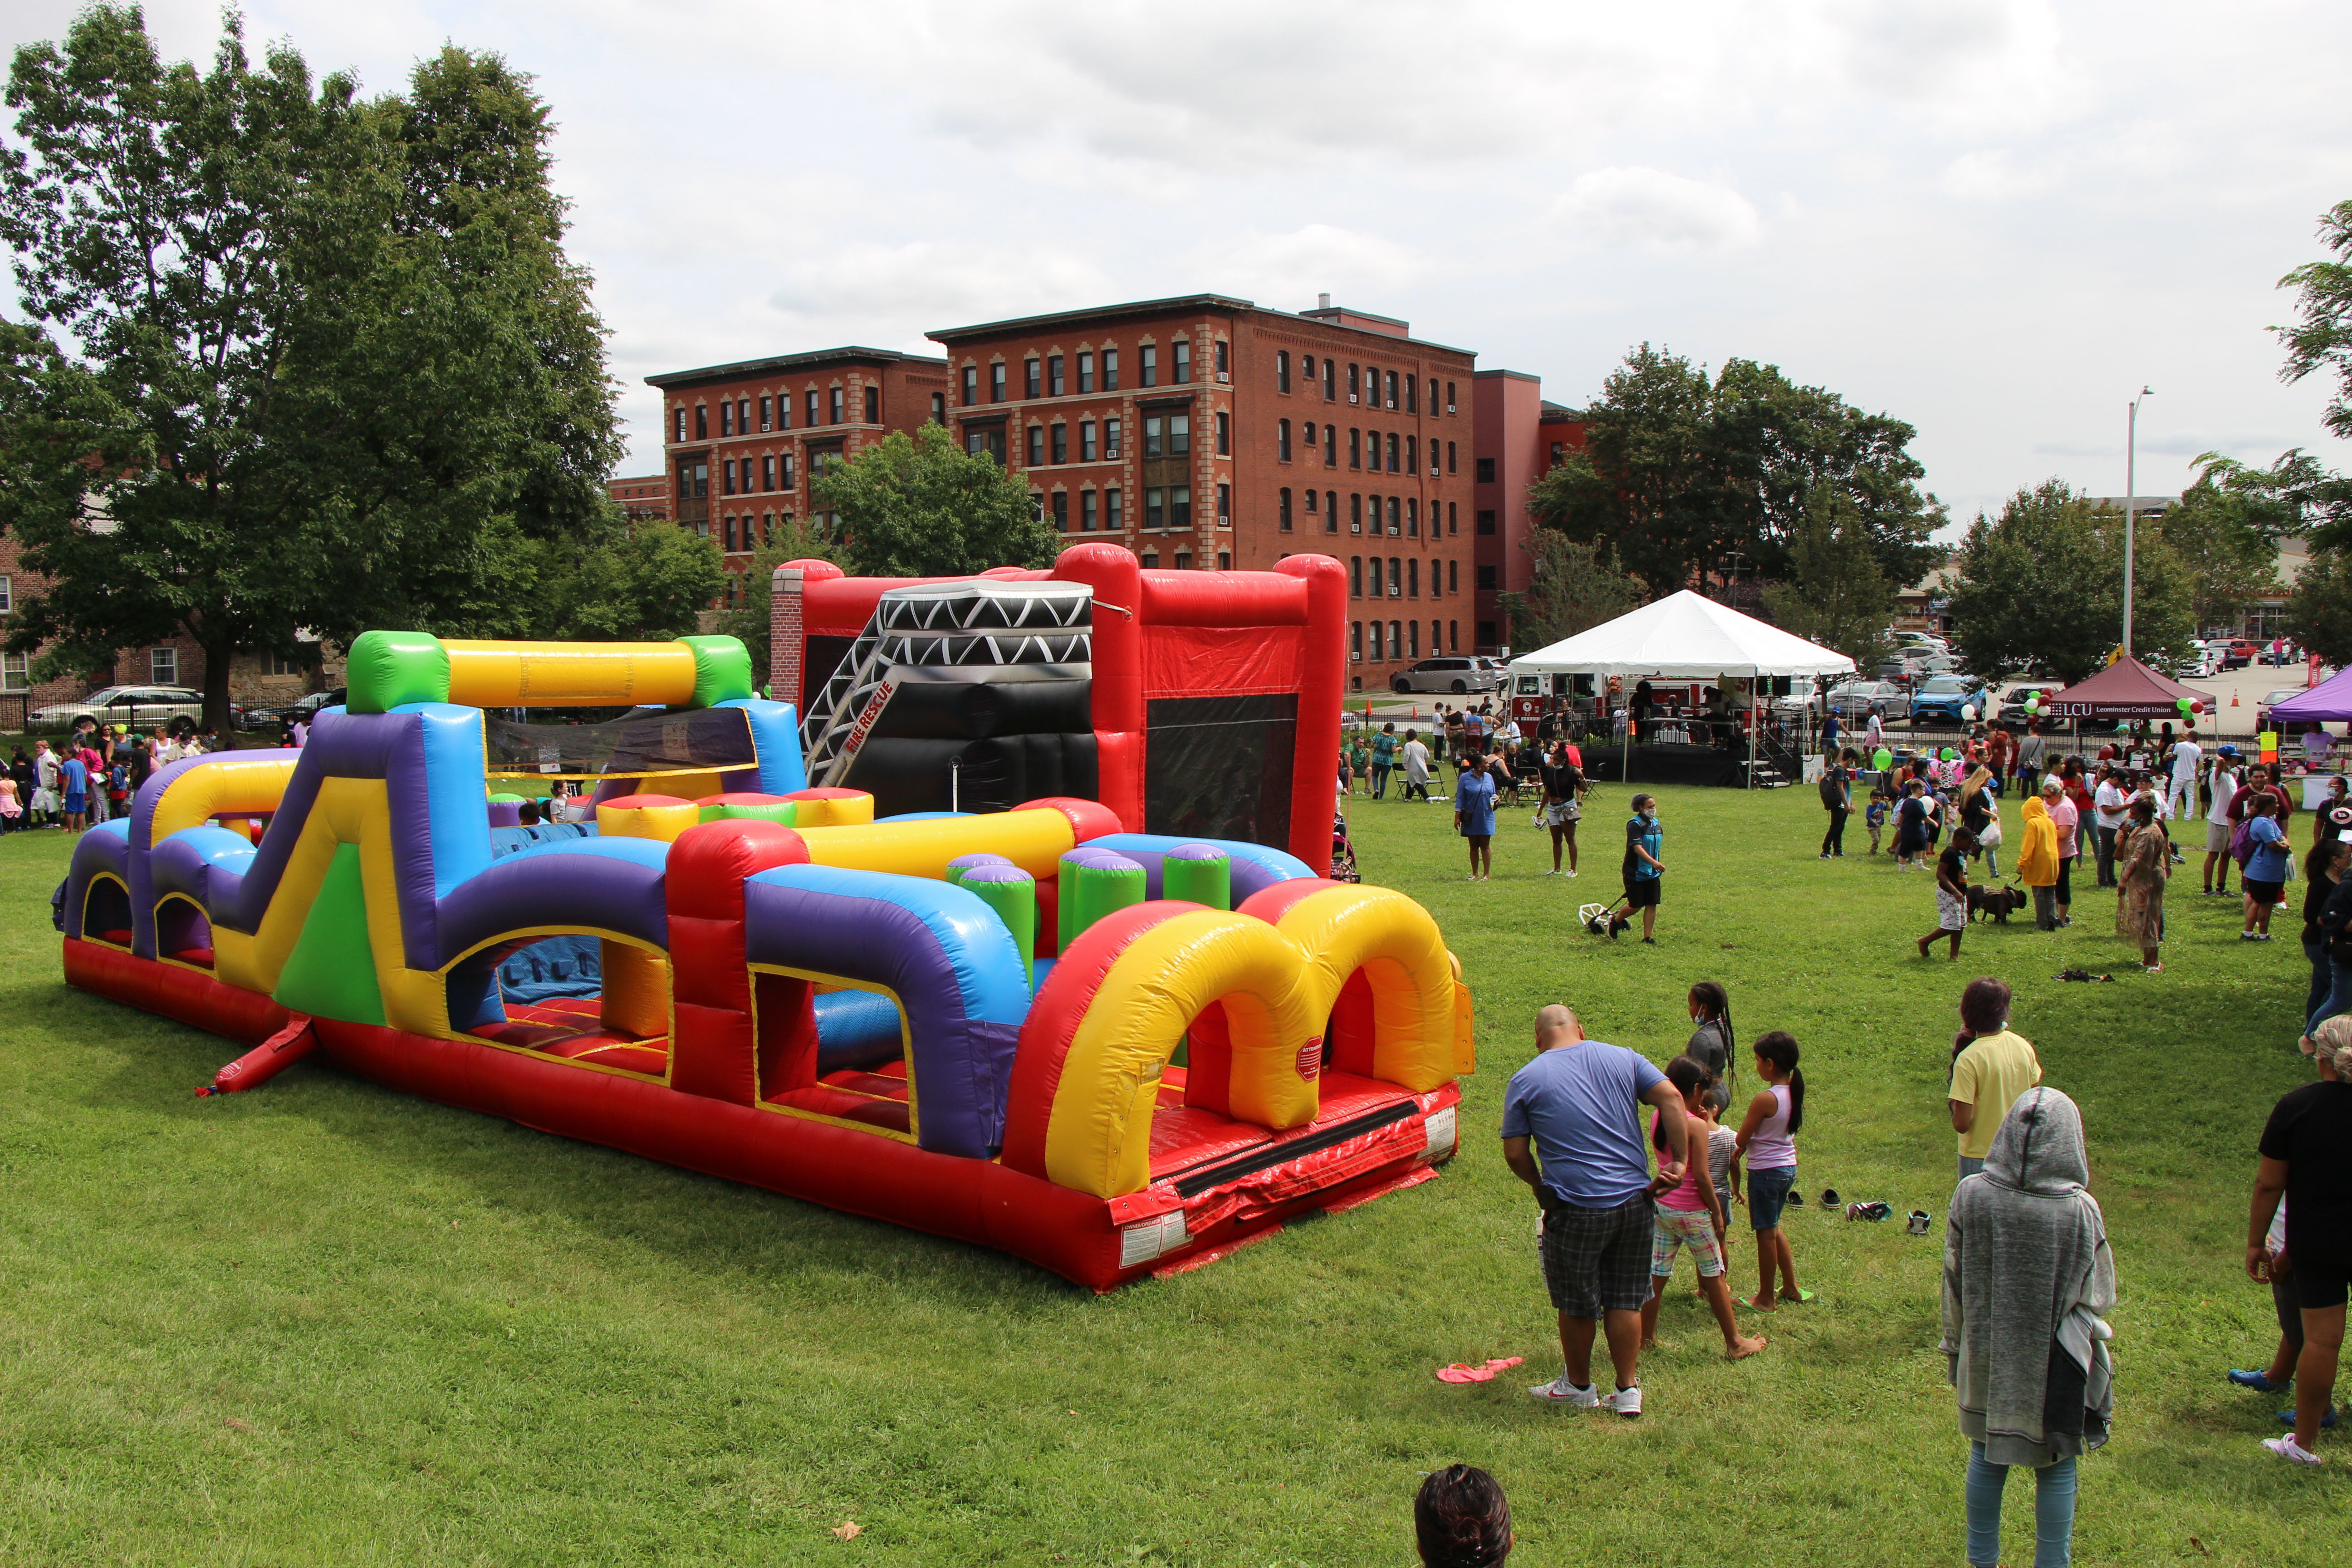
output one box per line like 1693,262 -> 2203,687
2231,693 -> 2240,706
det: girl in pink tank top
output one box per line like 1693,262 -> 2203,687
1644,1057 -> 1769,1361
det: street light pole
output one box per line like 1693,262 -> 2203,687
2124,386 -> 2153,657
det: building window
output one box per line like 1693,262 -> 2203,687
829,387 -> 844,424
1323,358 -> 1336,400
1427,378 -> 1439,414
1409,621 -> 1420,657
1048,353 -> 1065,396
1550,441 -> 1567,468
1476,509 -> 1497,535
1475,456 -> 1496,483
1078,351 -> 1095,393
760,395 -> 774,432
1477,564 -> 1498,590
1144,417 -> 1163,459
1278,418 -> 1292,461
674,407 -> 687,443
1408,559 -> 1420,598
782,454 -> 796,490
1450,619 -> 1460,651
724,516 -> 737,551
1173,339 -> 1191,384
0,574 -> 10,614
1406,436 -> 1418,474
1103,349 -> 1119,391
1350,558 -> 1362,597
1323,425 -> 1337,466
1175,552 -> 1193,570
1385,371 -> 1398,408
1142,550 -> 1159,568
762,455 -> 776,491
1216,412 -> 1230,456
694,404 -> 708,440
6,651 -> 33,691
1388,497 -> 1402,535
1051,422 -> 1068,464
1407,498 -> 1419,537
990,363 -> 1006,403
1367,556 -> 1383,599
722,459 -> 738,495
1350,494 -> 1363,534
1369,620 -> 1383,662
1105,417 -> 1122,457
1388,559 -> 1402,598
1447,441 -> 1458,475
806,389 -> 820,426
1145,487 -> 1164,529
931,392 -> 947,424
1025,358 -> 1042,398
1348,363 -> 1361,402
1082,489 -> 1098,531
1217,484 -> 1231,527
1028,425 -> 1045,467
864,386 -> 879,423
1215,341 -> 1229,376
1448,501 -> 1458,535
150,647 -> 177,685
1170,414 -> 1191,455
1140,344 -> 1157,388
720,401 -> 734,437
1324,491 -> 1338,534
1106,488 -> 1122,530
1348,429 -> 1362,469
1080,420 -> 1097,462
1349,621 -> 1362,662
962,366 -> 979,407
762,513 -> 775,547
739,398 -> 751,433
1406,377 -> 1418,415
1218,550 -> 1231,570
1446,381 -> 1458,412
1279,487 -> 1293,531
1052,492 -> 1068,531
1277,350 -> 1291,392
1386,432 -> 1399,473
1171,486 -> 1192,529
1428,556 -> 1441,597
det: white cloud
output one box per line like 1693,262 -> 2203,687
1553,168 -> 1763,252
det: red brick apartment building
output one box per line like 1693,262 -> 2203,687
923,293 -> 1479,691
1472,369 -> 1588,656
607,474 -> 671,522
647,348 -> 951,606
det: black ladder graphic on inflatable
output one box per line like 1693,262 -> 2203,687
799,581 -> 1094,787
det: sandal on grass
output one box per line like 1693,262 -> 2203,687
1778,1288 -> 1817,1304
1435,1356 -> 1524,1384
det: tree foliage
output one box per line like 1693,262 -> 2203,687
1759,490 -> 1895,668
2285,548 -> 2352,667
2277,197 -> 2352,442
1943,480 -> 2196,685
1497,530 -> 1643,652
1525,343 -> 1941,598
813,421 -> 1059,579
0,8 -> 622,725
2151,463 -> 2284,632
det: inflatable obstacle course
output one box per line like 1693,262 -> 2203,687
60,552 -> 1473,1289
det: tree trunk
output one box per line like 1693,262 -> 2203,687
204,639 -> 237,736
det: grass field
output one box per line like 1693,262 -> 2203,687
2,780 -> 2347,1566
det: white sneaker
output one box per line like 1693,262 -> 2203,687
1604,1384 -> 1643,1418
1526,1374 -> 1599,1406
2264,1434 -> 2324,1465
1566,869 -> 1578,877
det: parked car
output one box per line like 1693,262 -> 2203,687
1909,675 -> 1992,727
29,684 -> 210,733
2215,639 -> 2259,671
241,687 -> 348,730
1391,658 -> 1500,696
1774,674 -> 1827,719
1826,679 -> 1911,722
1872,656 -> 1926,683
1994,683 -> 2054,726
2258,686 -> 2316,733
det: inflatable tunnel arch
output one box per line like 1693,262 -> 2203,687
1239,880 -> 1463,1093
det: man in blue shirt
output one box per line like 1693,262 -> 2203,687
1454,749 -> 1498,881
1502,1005 -> 1688,1417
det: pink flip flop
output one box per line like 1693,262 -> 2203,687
1435,1356 -> 1524,1383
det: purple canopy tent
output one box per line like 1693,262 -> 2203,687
2266,666 -> 2352,721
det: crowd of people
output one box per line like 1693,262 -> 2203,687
0,723 -> 216,833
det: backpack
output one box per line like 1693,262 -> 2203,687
2230,817 -> 2257,869
1818,768 -> 1844,808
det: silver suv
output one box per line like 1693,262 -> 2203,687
1392,657 -> 1503,695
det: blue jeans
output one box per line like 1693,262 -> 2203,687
1959,1156 -> 1985,1181
1967,1443 -> 2078,1568
2305,949 -> 2352,1039
2305,936 -> 2332,1026
1749,1165 -> 1796,1230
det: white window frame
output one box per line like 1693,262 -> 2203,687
1,652 -> 27,692
150,647 -> 177,686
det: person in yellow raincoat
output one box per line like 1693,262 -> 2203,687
2018,792 -> 2061,931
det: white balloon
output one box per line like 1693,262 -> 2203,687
1961,705 -> 1978,721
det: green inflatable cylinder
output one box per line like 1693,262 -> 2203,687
1161,843 -> 1231,911
698,792 -> 798,827
1069,853 -> 1146,946
1058,848 -> 1126,951
959,864 -> 1036,991
948,851 -> 1014,888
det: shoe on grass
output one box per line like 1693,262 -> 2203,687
2279,1407 -> 2340,1428
2230,1368 -> 2290,1392
1603,1384 -> 1642,1418
1527,1374 -> 1599,1406
2263,1434 -> 2324,1465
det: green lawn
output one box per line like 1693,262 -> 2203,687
1,781 -> 2346,1565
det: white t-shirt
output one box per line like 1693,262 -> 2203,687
1497,719 -> 1520,744
1402,739 -> 1431,782
2171,740 -> 2201,785
2209,769 -> 2239,825
2093,781 -> 2128,829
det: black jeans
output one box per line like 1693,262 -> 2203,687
2094,825 -> 2118,887
1822,808 -> 1848,855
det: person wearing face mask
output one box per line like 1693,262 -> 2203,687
1619,794 -> 1665,944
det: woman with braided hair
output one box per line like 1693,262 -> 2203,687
1413,1465 -> 1511,1567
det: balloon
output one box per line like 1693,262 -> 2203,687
2176,696 -> 2192,713
2190,698 -> 2204,714
2024,699 -> 2039,714
1961,705 -> 1978,721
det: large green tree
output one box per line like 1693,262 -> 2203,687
1496,531 -> 1643,652
1526,344 -> 1941,596
2285,548 -> 2352,666
1759,490 -> 1896,667
813,421 -> 1058,579
712,516 -> 843,688
0,9 -> 622,725
2151,463 -> 2284,633
1943,480 -> 2195,684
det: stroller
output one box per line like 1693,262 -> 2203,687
1331,802 -> 1360,883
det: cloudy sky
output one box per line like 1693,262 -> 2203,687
9,0 -> 2352,532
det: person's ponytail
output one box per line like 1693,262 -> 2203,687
1752,1030 -> 1802,1134
1786,1065 -> 1805,1136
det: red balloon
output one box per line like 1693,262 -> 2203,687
2189,699 -> 2204,714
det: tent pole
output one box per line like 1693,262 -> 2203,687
1748,677 -> 1757,790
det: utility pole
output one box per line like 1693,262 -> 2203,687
2124,387 -> 2153,655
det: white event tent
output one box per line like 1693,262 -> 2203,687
1506,591 -> 1857,788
